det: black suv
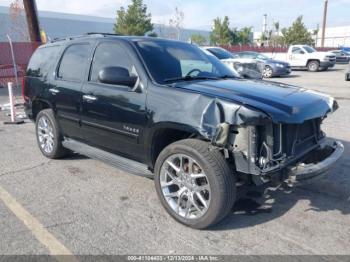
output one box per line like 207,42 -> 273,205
24,34 -> 343,229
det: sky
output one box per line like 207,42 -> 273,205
1,0 -> 350,31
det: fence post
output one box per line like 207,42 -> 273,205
3,82 -> 24,125
6,34 -> 20,89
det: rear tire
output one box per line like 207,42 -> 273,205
307,60 -> 320,72
35,109 -> 69,159
154,139 -> 236,229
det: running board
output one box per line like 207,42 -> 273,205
62,139 -> 154,179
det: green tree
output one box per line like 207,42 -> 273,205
281,16 -> 314,45
313,24 -> 320,45
229,28 -> 240,45
237,27 -> 253,44
210,16 -> 231,45
114,0 -> 153,36
190,34 -> 207,45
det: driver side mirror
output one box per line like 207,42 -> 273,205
98,66 -> 138,88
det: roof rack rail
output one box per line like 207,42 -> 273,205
86,32 -> 120,36
50,32 -> 119,43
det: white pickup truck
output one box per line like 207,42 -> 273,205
269,45 -> 336,72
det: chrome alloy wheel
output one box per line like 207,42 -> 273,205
263,66 -> 273,78
309,62 -> 318,71
160,154 -> 211,219
37,115 -> 55,154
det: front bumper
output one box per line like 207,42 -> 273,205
320,61 -> 336,68
287,140 -> 344,183
273,67 -> 292,76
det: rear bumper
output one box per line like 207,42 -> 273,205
287,140 -> 344,183
336,57 -> 350,63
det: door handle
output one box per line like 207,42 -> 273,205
49,88 -> 60,95
83,94 -> 97,102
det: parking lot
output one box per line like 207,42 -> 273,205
0,64 -> 349,255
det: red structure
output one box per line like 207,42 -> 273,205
0,42 -> 40,88
222,45 -> 334,53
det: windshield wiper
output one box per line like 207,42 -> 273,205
218,75 -> 239,79
164,75 -> 219,83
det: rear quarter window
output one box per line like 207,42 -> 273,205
26,45 -> 62,78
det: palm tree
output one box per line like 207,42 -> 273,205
274,21 -> 280,34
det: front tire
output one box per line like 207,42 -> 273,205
154,139 -> 236,229
35,109 -> 68,159
346,73 -> 350,81
307,60 -> 320,72
263,65 -> 273,78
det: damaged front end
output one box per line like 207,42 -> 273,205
151,79 -> 343,185
206,103 -> 343,186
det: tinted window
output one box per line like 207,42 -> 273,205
27,45 -> 61,77
292,47 -> 304,54
207,48 -> 235,60
256,54 -> 269,60
239,52 -> 256,59
58,44 -> 90,81
90,42 -> 134,82
135,40 -> 235,84
303,46 -> 316,53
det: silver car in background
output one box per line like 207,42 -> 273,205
202,46 -> 263,79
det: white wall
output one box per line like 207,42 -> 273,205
316,26 -> 350,47
254,25 -> 350,48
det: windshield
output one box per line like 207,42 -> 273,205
135,40 -> 237,84
207,48 -> 236,60
303,46 -> 316,53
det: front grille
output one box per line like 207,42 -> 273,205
255,118 -> 323,173
281,118 -> 322,157
326,56 -> 336,62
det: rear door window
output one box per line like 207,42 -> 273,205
57,43 -> 90,82
27,45 -> 61,77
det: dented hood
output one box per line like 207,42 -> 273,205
176,79 -> 336,124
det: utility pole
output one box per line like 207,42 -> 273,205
23,0 -> 41,42
321,0 -> 328,47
